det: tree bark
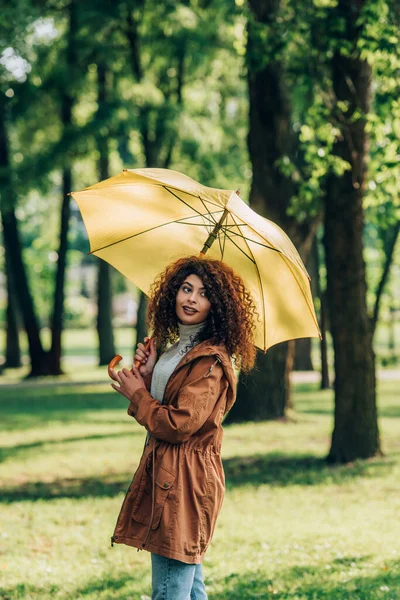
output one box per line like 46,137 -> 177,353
48,0 -> 77,374
0,98 -> 48,376
314,236 -> 330,389
293,338 -> 314,371
4,239 -> 22,368
96,63 -> 115,366
227,342 -> 294,422
324,0 -> 380,462
97,260 -> 115,365
372,221 -> 400,333
135,290 -> 148,349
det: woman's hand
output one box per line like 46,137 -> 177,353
134,337 -> 157,377
109,365 -> 146,400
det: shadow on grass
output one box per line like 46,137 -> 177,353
0,582 -> 61,599
211,558 -> 400,600
0,386 -> 130,432
1,451 -> 394,503
0,430 -> 142,463
0,472 -> 134,503
293,380 -> 400,419
2,559 -> 399,599
74,572 -> 148,598
0,572 -> 149,600
223,452 -> 395,488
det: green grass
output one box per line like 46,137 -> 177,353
1,325 -> 398,386
0,328 -> 136,384
1,379 -> 400,599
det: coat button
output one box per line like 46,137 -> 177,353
163,483 -> 170,489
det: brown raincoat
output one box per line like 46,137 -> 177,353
111,340 -> 236,564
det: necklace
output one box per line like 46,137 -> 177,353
178,333 -> 200,356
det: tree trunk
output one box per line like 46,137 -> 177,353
319,292 -> 330,390
324,0 -> 380,462
49,168 -> 71,374
95,63 -> 115,366
227,341 -> 294,422
372,221 -> 400,333
97,260 -> 115,365
314,236 -> 330,389
4,240 -> 22,368
135,290 -> 148,349
294,338 -> 314,371
48,0 -> 77,374
0,98 -> 48,376
234,0 -> 318,421
294,238 -> 318,371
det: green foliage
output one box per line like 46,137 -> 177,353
243,0 -> 399,226
0,0 -> 250,338
64,295 -> 95,328
0,0 -> 398,350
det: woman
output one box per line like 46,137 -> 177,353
109,255 -> 257,600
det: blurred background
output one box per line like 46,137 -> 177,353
1,4 -> 398,366
0,1 -> 400,597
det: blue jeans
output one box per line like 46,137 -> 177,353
151,553 -> 208,600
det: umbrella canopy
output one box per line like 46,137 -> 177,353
71,168 -> 321,351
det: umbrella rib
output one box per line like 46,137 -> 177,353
231,213 -> 267,351
222,230 -> 256,263
197,194 -> 225,214
162,184 -> 227,209
89,210 -> 223,254
227,209 -> 309,277
175,220 -> 219,227
222,223 -> 227,260
217,227 -> 224,259
278,254 -> 322,338
224,228 -> 281,253
163,186 -> 220,224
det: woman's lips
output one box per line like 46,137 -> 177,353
182,306 -> 198,314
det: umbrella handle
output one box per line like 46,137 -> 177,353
108,337 -> 152,379
133,336 -> 153,369
108,354 -> 123,379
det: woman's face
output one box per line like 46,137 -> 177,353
175,273 -> 211,325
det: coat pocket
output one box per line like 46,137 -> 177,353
132,462 -> 176,530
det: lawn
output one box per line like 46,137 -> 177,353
0,376 -> 400,599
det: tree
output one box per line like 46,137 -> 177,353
323,0 -> 380,462
0,1 -> 52,376
95,63 -> 116,365
0,96 -> 49,376
48,0 -> 79,374
226,0 -> 320,423
4,239 -> 22,368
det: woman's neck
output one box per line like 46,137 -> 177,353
177,320 -> 206,346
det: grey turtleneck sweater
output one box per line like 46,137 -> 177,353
145,321 -> 206,445
150,320 -> 206,404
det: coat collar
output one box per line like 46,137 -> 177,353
167,339 -> 237,414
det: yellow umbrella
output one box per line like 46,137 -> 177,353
70,168 -> 321,351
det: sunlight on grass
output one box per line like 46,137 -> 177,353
1,376 -> 400,599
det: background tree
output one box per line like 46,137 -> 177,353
226,0 -> 321,423
49,0 -> 79,374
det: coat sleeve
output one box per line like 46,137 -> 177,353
127,357 -> 224,444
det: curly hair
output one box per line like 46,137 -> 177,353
147,256 -> 258,372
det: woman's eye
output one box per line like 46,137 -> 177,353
183,286 -> 191,293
